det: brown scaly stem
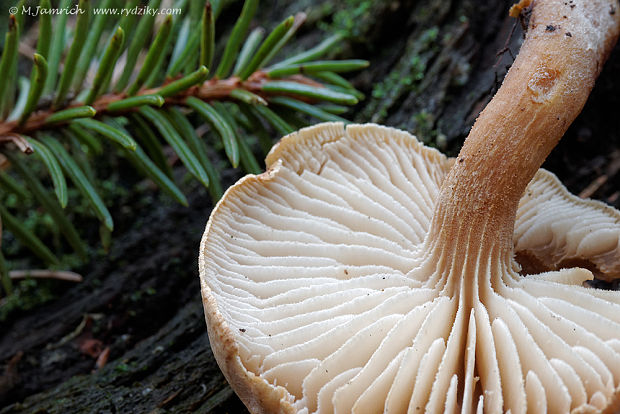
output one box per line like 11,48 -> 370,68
425,0 -> 620,268
0,72 -> 325,139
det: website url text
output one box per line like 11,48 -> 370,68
9,5 -> 182,17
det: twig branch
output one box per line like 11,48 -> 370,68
0,72 -> 324,140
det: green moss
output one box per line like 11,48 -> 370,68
371,52 -> 428,100
410,110 -> 446,150
364,26 -> 440,124
412,111 -> 433,139
115,362 -> 131,373
318,0 -> 373,39
128,285 -> 158,304
0,278 -> 56,321
420,26 -> 439,46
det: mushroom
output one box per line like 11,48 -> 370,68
515,169 -> 620,281
199,0 -> 620,413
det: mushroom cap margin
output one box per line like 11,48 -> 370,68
198,122 -> 452,413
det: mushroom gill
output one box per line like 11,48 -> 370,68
199,0 -> 620,413
515,169 -> 620,280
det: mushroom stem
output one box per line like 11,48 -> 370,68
428,0 -> 620,262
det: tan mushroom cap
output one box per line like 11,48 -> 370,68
199,122 -> 620,413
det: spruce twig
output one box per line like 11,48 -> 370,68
0,0 -> 368,285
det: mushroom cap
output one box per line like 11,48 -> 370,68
199,122 -> 620,413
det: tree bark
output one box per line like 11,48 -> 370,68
1,0 -> 618,412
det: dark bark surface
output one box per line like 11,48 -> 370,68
1,0 -> 619,412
